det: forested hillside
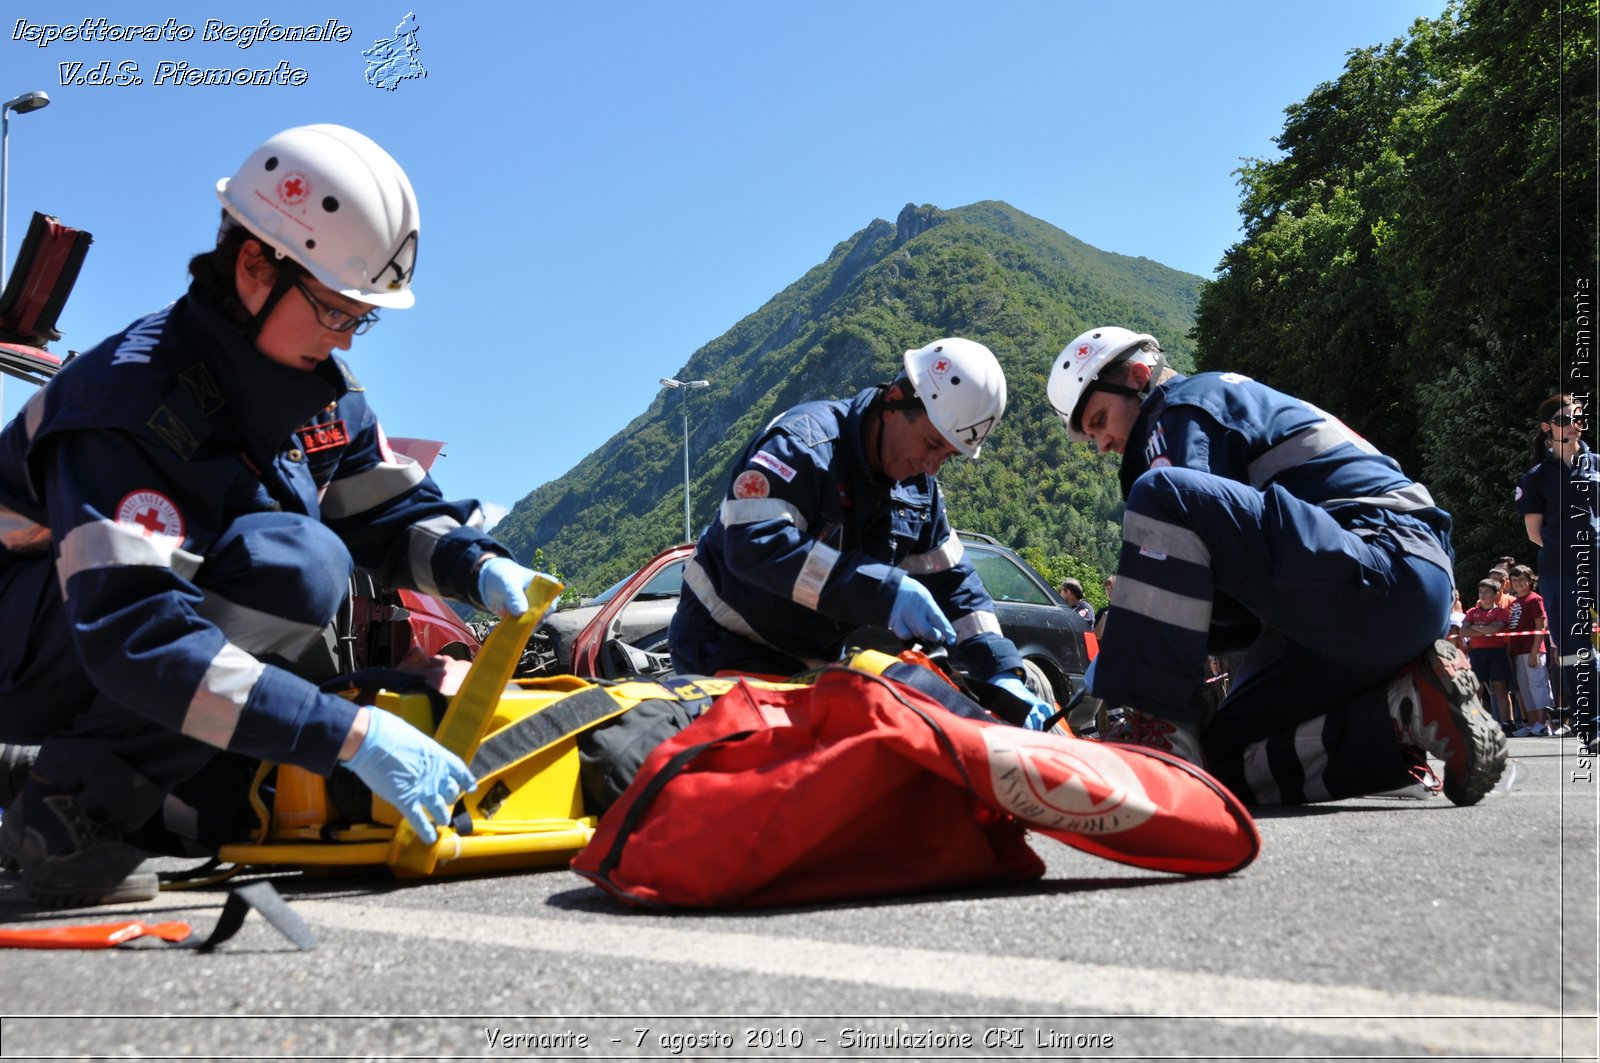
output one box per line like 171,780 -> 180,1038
493,201 -> 1203,596
1194,0 -> 1594,588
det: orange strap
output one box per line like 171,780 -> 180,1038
0,920 -> 192,950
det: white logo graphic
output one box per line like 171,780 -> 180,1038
115,490 -> 186,542
982,728 -> 1155,834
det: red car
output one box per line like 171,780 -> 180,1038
540,535 -> 1094,708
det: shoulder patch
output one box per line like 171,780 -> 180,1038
733,470 -> 770,499
146,406 -> 202,460
115,490 -> 186,542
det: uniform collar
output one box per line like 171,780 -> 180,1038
179,286 -> 347,452
1117,375 -> 1182,495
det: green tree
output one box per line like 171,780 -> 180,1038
1194,0 -> 1596,590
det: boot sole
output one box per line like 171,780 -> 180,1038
23,866 -> 160,908
1417,639 -> 1508,806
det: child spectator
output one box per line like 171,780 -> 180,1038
1461,578 -> 1510,726
1506,566 -> 1555,736
1488,567 -> 1516,610
1489,565 -> 1522,728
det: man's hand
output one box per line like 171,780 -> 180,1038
991,674 -> 1059,731
888,578 -> 957,645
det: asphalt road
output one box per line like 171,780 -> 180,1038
0,735 -> 1595,1063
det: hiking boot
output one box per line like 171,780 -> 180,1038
1387,639 -> 1507,806
1105,709 -> 1204,766
0,779 -> 159,908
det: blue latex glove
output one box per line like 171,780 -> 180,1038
477,557 -> 554,619
992,674 -> 1058,731
887,578 -> 957,645
342,709 -> 476,845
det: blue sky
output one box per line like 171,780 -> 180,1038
0,1 -> 1439,526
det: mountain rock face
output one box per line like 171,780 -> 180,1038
494,200 -> 1204,595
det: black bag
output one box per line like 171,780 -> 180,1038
577,677 -> 714,813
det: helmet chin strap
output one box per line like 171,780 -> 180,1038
247,255 -> 302,341
1074,348 -> 1168,431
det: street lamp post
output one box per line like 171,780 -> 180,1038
2,91 -> 52,292
659,377 -> 710,542
1,90 -> 51,420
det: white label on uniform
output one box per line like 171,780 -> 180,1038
751,450 -> 797,482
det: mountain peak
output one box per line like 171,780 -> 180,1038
496,201 -> 1204,594
894,202 -> 947,246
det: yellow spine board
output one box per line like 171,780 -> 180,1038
218,633 -> 825,877
386,574 -> 565,873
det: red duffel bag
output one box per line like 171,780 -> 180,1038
571,663 -> 1259,909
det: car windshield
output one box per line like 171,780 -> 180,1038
968,547 -> 1052,606
593,560 -> 687,605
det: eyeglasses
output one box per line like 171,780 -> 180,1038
1550,413 -> 1588,427
295,280 -> 380,335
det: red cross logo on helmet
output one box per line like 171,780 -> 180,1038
278,172 -> 310,205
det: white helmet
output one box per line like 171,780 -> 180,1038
901,337 -> 1007,458
217,124 -> 419,309
1046,326 -> 1163,442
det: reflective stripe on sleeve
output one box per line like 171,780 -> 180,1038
1113,575 -> 1212,633
682,557 -> 765,645
56,519 -> 204,598
405,513 -> 459,599
195,594 -> 331,659
719,497 -> 809,531
1247,418 -> 1379,489
792,541 -> 840,611
180,642 -> 264,749
1123,510 -> 1212,567
954,609 -> 1002,641
319,456 -> 428,520
900,533 -> 964,575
